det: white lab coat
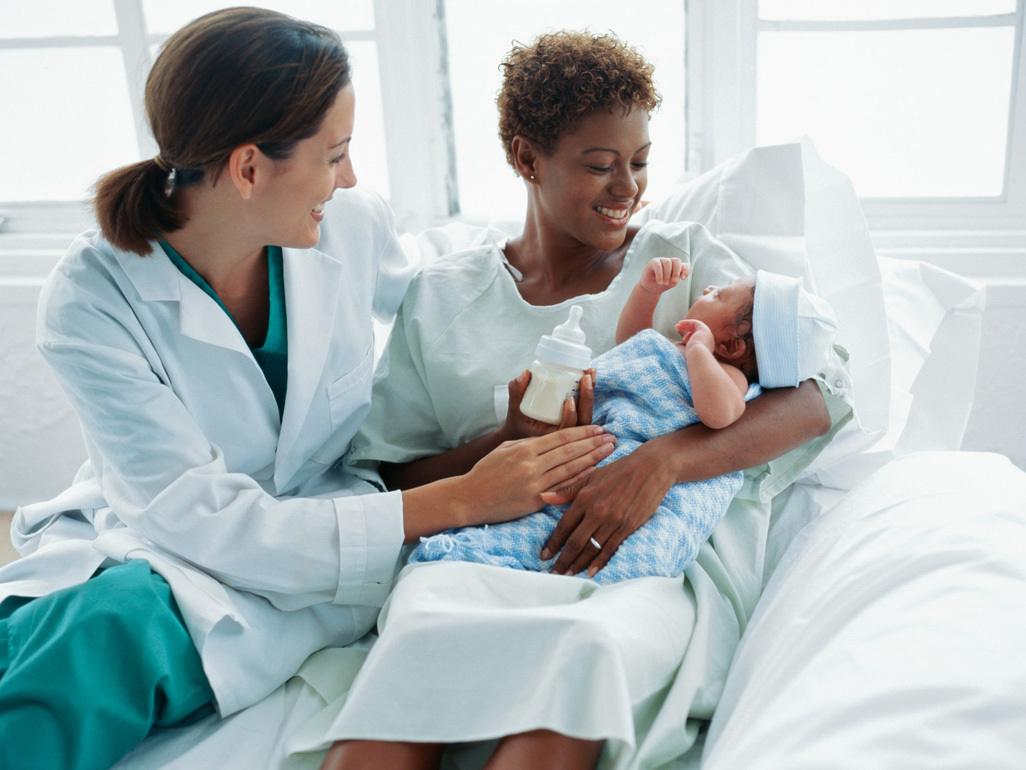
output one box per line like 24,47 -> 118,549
2,187 -> 415,715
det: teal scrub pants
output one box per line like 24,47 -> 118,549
0,559 -> 215,770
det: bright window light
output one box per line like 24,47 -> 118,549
759,0 -> 1015,21
0,1 -> 387,205
0,48 -> 137,202
0,0 -> 117,37
346,40 -> 390,200
141,0 -> 375,34
443,0 -> 685,221
756,22 -> 1015,198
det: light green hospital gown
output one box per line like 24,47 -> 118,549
296,220 -> 854,768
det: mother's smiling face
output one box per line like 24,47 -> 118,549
528,107 -> 651,253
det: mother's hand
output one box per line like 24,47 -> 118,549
540,379 -> 833,576
540,441 -> 674,577
503,369 -> 596,439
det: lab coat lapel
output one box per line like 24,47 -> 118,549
176,273 -> 253,355
275,246 -> 343,484
113,241 -> 252,355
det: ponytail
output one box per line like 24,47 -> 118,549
91,7 -> 350,257
92,159 -> 187,256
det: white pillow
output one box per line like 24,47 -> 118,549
702,450 -> 1026,770
804,256 -> 985,490
638,138 -> 891,447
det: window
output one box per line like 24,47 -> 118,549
442,0 -> 685,223
692,0 -> 1026,230
0,0 -> 392,233
2,1 -> 1024,236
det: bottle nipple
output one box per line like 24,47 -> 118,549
533,305 -> 591,371
553,305 -> 586,345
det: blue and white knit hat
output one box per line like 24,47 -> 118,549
752,270 -> 838,388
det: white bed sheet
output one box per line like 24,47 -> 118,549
702,450 -> 1026,770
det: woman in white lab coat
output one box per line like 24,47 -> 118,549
0,10 -> 613,770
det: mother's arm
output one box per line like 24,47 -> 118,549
543,379 -> 831,577
380,370 -> 596,491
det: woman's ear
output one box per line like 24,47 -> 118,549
510,135 -> 539,183
227,144 -> 261,199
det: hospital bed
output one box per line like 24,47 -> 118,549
113,139 -> 1026,769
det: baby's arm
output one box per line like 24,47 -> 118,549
676,319 -> 748,429
616,258 -> 689,345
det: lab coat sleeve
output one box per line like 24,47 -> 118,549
348,280 -> 453,466
319,188 -> 417,325
370,199 -> 418,323
37,276 -> 403,611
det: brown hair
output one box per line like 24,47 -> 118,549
497,29 -> 661,169
93,7 -> 351,255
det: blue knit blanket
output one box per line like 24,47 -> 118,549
409,330 -> 761,584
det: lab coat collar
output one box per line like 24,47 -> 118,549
275,245 -> 344,485
112,238 -> 346,489
111,240 -> 252,355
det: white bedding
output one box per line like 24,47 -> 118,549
108,139 -> 1026,769
703,450 -> 1026,769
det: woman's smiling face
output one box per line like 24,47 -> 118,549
532,107 -> 651,252
257,83 -> 357,249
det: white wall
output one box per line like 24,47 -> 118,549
1,235 -> 86,509
1,224 -> 1024,510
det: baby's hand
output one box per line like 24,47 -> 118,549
639,257 -> 689,294
675,318 -> 715,352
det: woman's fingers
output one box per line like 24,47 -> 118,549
539,467 -> 593,506
540,505 -> 585,561
539,434 -> 615,488
540,447 -> 672,575
584,531 -> 621,577
548,517 -> 618,575
578,370 -> 596,425
507,370 -> 530,405
524,424 -> 610,464
565,524 -> 625,578
557,392 -> 578,429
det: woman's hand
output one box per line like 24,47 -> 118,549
401,424 -> 616,543
539,441 -> 675,577
539,380 -> 832,575
503,368 -> 596,439
466,424 -> 614,523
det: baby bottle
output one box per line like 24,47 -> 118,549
520,305 -> 592,425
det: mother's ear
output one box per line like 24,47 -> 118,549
510,135 -> 540,183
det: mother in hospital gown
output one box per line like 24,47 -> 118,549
308,30 -> 853,770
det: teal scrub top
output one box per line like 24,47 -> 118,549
159,241 -> 288,418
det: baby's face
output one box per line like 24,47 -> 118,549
683,275 -> 756,343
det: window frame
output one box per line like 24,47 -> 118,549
0,0 -> 454,238
688,0 -> 1026,233
2,0 -> 1024,238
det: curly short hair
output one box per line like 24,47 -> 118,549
497,29 -> 661,169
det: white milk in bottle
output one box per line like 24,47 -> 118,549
520,305 -> 592,425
